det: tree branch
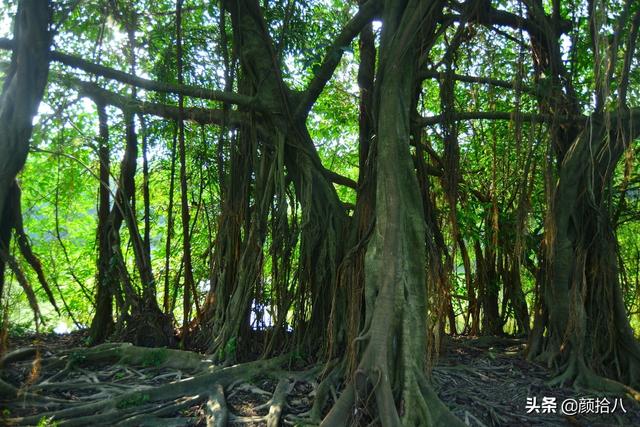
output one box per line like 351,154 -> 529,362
68,78 -> 247,126
324,169 -> 357,189
451,0 -> 570,40
294,0 -> 381,118
0,37 -> 262,111
419,70 -> 536,95
415,111 -> 580,126
65,78 -> 359,190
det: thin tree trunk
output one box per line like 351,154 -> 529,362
89,101 -> 114,344
163,126 -> 178,314
176,0 -> 196,345
458,236 -> 478,335
140,115 -> 152,271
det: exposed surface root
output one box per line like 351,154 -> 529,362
3,337 -> 640,425
436,337 -> 640,426
265,378 -> 293,427
546,352 -> 640,401
1,343 -> 318,426
205,383 -> 227,427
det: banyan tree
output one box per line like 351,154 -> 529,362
0,0 -> 639,425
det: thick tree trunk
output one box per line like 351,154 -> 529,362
475,240 -> 502,335
87,106 -> 173,347
329,6 -> 377,363
0,0 -> 50,296
213,148 -> 274,362
531,110 -> 640,389
203,121 -> 251,351
120,112 -> 174,347
322,1 -> 462,425
199,0 -> 348,358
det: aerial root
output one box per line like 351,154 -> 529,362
319,382 -> 354,427
1,343 -> 478,426
546,353 -> 578,388
115,394 -> 206,427
415,370 -> 465,426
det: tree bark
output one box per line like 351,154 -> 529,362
0,0 -> 50,296
89,101 -> 114,344
458,236 -> 478,335
322,1 -> 462,424
198,0 -> 349,358
163,126 -> 178,314
533,110 -> 640,389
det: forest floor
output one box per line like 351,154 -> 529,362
1,332 -> 639,426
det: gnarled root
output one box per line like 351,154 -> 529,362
205,383 -> 227,427
1,344 -> 333,426
547,352 -> 640,401
1,342 -> 466,426
320,360 -> 463,426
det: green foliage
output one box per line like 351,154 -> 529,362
36,416 -> 59,427
4,320 -> 32,337
0,0 -> 638,343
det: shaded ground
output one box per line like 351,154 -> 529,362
436,336 -> 640,426
1,332 -> 638,426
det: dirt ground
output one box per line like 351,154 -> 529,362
1,332 -> 639,426
435,336 -> 640,426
